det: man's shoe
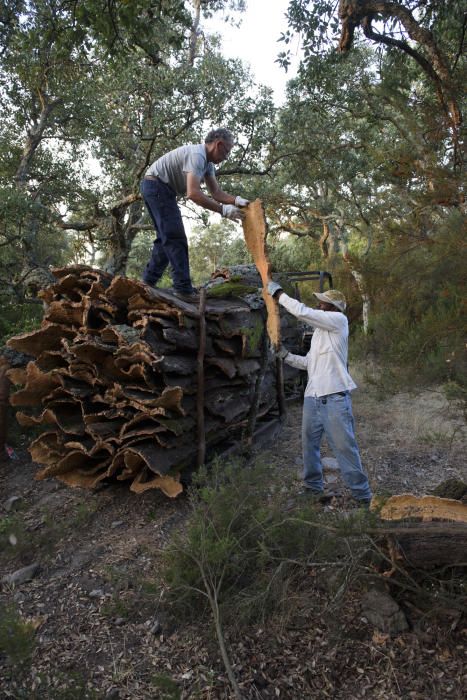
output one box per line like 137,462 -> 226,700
356,498 -> 372,510
172,289 -> 199,302
299,488 -> 325,502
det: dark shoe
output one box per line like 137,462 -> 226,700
299,489 -> 325,502
356,498 -> 372,510
172,289 -> 199,302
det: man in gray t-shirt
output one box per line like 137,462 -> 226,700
141,128 -> 249,298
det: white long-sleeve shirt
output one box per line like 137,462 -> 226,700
278,292 -> 357,398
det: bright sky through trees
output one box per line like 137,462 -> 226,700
204,0 -> 299,104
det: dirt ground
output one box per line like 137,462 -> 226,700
1,372 -> 466,699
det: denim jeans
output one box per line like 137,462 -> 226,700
302,393 -> 372,501
141,178 -> 193,293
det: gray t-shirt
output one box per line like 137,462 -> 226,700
146,144 -> 215,196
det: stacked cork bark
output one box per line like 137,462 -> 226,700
7,265 -> 301,497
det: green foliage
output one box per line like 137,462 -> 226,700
188,220 -> 251,284
163,459 -> 371,629
0,0 -> 273,316
0,604 -> 36,671
150,673 -> 181,700
0,302 -> 42,347
268,234 -> 317,273
359,211 -> 465,388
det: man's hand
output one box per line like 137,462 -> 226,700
276,346 -> 289,360
267,280 -> 282,297
222,204 -> 245,221
235,196 -> 249,208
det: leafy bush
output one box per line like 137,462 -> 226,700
0,604 -> 35,671
163,458 -> 371,629
354,210 -> 466,390
0,302 -> 42,347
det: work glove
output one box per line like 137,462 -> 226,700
277,346 -> 289,360
222,204 -> 244,221
267,280 -> 283,297
235,196 -> 249,208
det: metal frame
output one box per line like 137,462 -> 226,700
280,271 -> 333,355
282,270 -> 333,301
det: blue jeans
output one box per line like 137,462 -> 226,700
302,393 -> 372,501
141,178 -> 193,293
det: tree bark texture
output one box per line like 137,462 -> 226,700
372,494 -> 467,569
0,357 -> 11,456
242,199 -> 281,349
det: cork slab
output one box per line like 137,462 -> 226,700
242,199 -> 281,348
374,494 -> 467,523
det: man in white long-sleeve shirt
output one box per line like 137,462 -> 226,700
267,282 -> 372,506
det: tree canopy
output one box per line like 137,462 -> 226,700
0,0 -> 465,391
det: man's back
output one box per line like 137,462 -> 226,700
146,144 -> 214,195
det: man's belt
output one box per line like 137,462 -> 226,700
321,391 -> 347,404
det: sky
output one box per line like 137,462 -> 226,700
203,0 -> 300,105
182,1 -> 301,237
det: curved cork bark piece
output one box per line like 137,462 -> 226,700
7,323 -> 75,357
129,468 -> 183,497
9,362 -> 61,407
242,199 -> 281,349
374,494 -> 467,523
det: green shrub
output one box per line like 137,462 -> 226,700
0,604 -> 36,671
162,458 -> 367,629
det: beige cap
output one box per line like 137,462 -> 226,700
313,289 -> 346,312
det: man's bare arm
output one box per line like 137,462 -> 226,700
204,174 -> 236,205
186,173 -> 231,214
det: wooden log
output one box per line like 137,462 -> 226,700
371,494 -> 467,569
373,494 -> 467,524
243,327 -> 269,445
380,522 -> 467,569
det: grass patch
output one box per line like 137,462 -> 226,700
150,673 -> 181,699
0,604 -> 36,672
161,458 -> 378,698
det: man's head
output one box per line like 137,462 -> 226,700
205,128 -> 234,164
313,289 -> 346,312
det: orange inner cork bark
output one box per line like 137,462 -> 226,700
242,199 -> 281,349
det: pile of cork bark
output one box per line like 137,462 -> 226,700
7,265 -> 301,496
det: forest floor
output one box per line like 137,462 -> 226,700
1,369 -> 466,699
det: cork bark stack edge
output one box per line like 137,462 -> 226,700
6,265 -> 303,497
242,199 -> 281,349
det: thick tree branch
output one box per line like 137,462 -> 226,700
14,92 -> 63,188
337,0 -> 462,163
111,192 -> 141,217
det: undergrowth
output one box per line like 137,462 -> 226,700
0,604 -> 36,672
163,458 -> 375,631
